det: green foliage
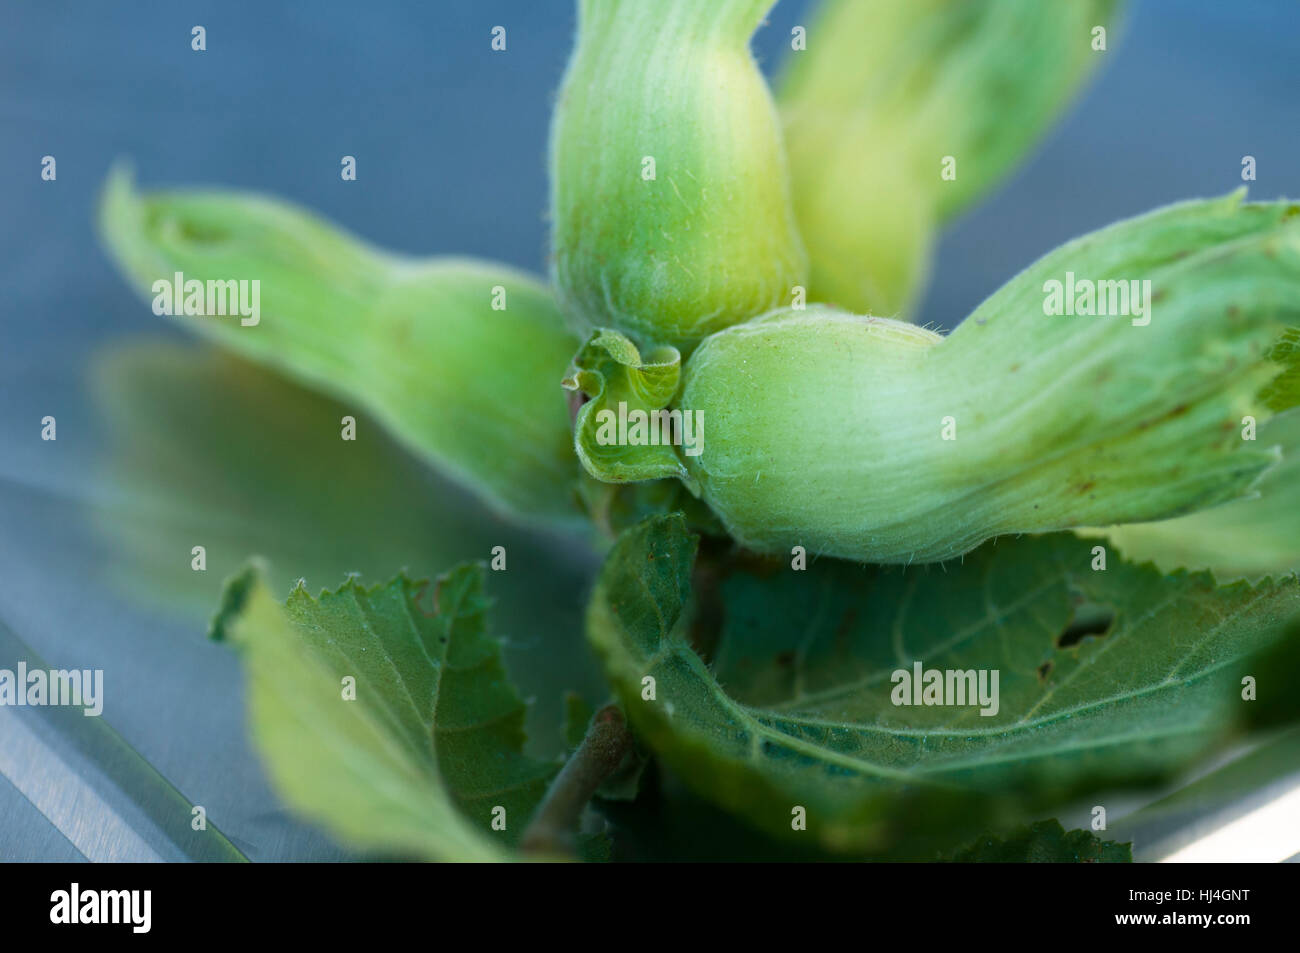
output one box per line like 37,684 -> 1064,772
586,515 -> 1299,854
211,564 -> 556,861
1260,327 -> 1300,412
948,820 -> 1131,863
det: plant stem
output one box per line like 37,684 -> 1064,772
521,703 -> 633,858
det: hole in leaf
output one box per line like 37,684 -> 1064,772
1057,603 -> 1116,648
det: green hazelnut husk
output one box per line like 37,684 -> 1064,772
670,195 -> 1300,563
99,166 -> 585,530
550,0 -> 808,353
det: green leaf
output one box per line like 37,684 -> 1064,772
1260,327 -> 1300,413
779,0 -> 1123,315
587,515 -> 1300,853
211,563 -> 558,861
98,166 -> 583,529
563,329 -> 696,490
948,820 -> 1131,863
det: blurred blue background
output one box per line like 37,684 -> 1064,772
1,0 -> 1297,861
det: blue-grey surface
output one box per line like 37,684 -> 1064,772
1,0 -> 1297,861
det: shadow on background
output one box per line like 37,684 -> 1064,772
89,338 -> 606,761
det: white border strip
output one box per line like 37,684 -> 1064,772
1160,782 -> 1300,863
